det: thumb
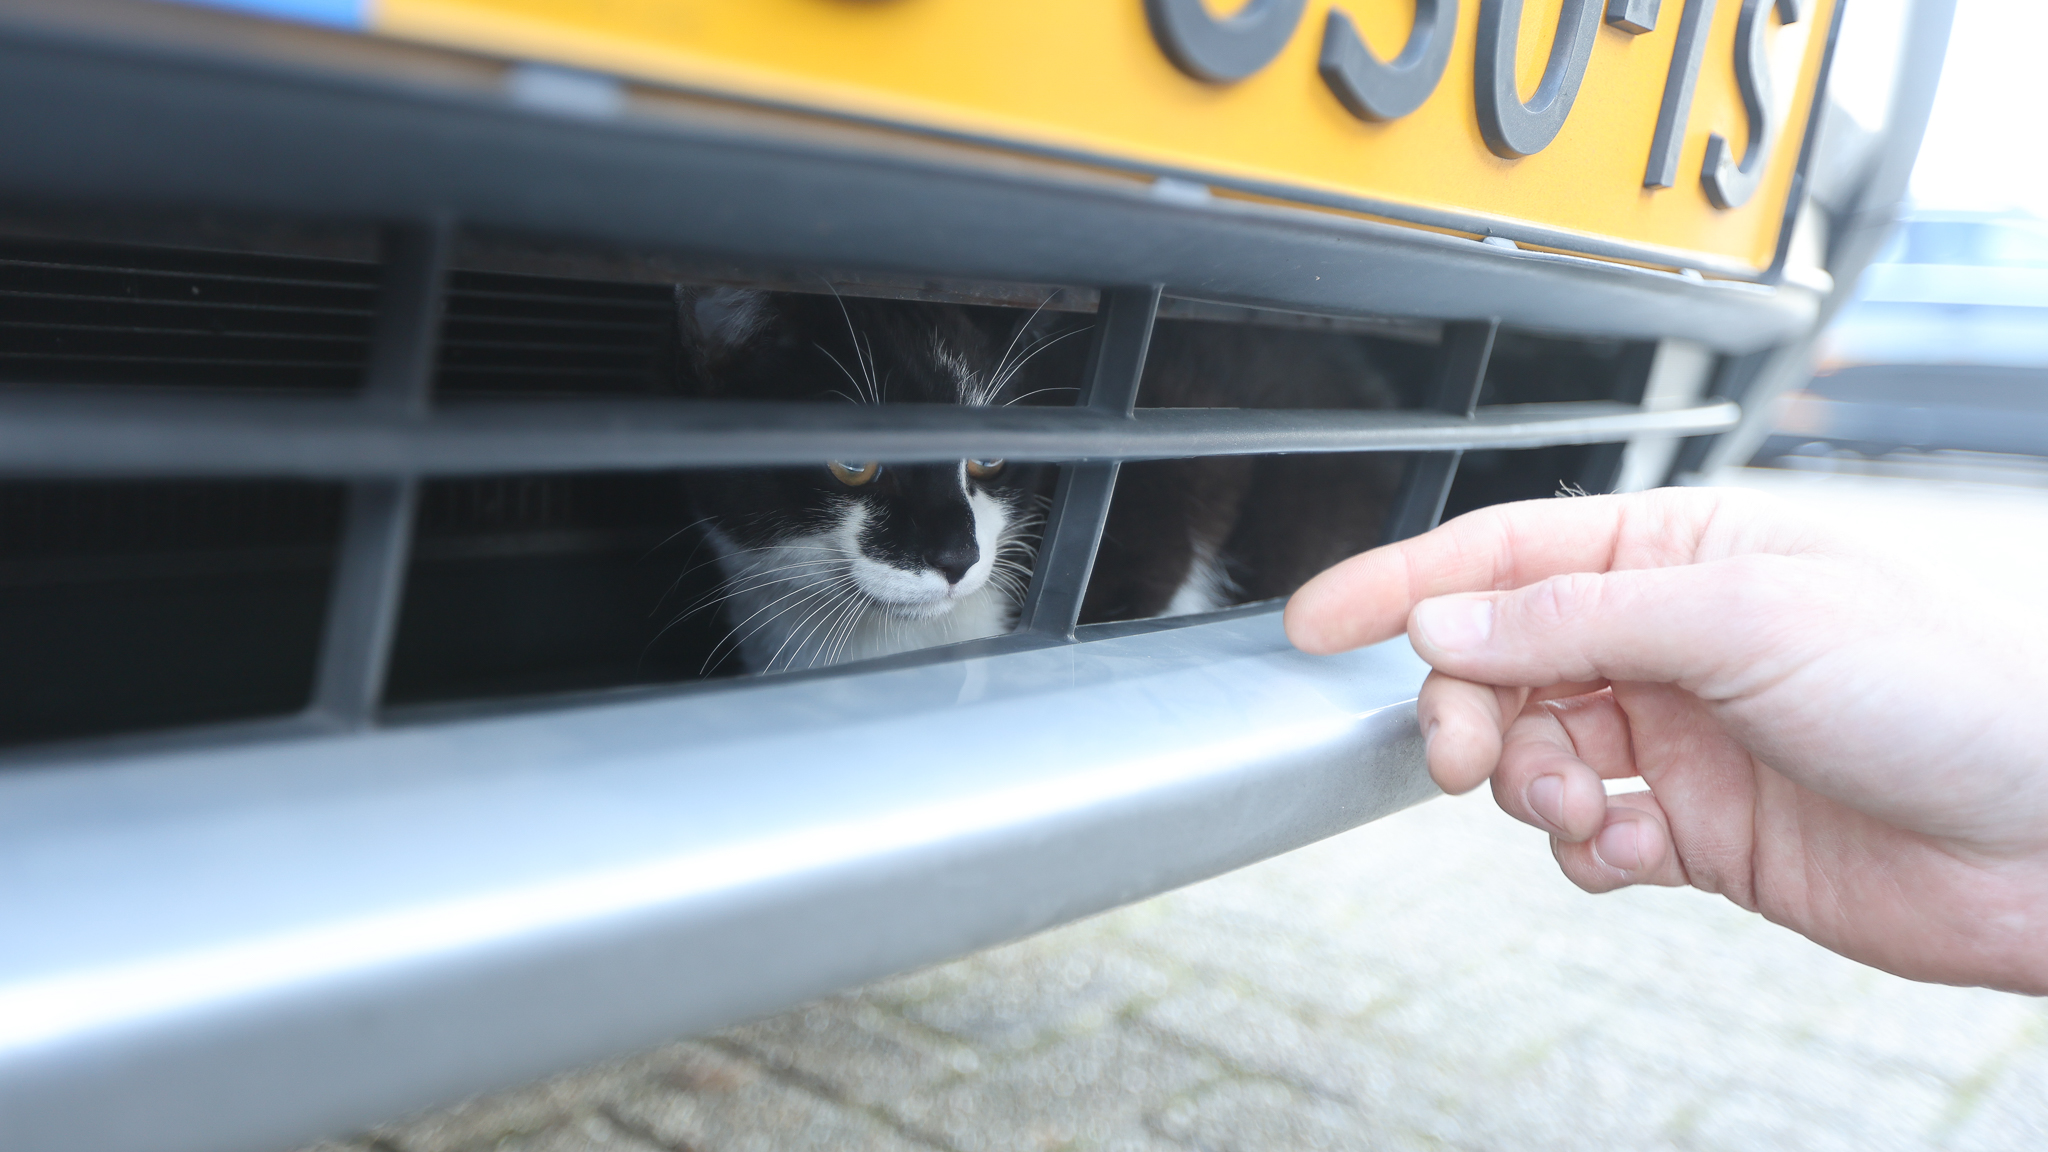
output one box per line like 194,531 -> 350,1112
1405,555 -> 1813,693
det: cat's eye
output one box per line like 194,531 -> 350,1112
827,460 -> 881,486
966,459 -> 1006,479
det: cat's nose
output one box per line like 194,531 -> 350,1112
924,541 -> 979,585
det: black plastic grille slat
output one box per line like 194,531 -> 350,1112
0,240 -> 379,391
434,270 -> 679,397
0,333 -> 364,358
0,267 -> 375,308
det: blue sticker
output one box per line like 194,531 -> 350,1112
150,0 -> 369,30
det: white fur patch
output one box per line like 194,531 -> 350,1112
1161,540 -> 1237,617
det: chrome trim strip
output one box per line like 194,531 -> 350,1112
0,613 -> 1435,1152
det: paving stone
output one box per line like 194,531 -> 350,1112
370,1062 -> 638,1152
720,995 -> 981,1111
1153,1078 -> 1440,1152
1681,1076 -> 1947,1152
1799,975 -> 2048,1082
1120,905 -> 1406,1024
1430,1038 -> 1705,1152
882,940 -> 1175,1053
1139,985 -> 1411,1107
897,1027 -> 1219,1152
606,1041 -> 930,1152
1934,1028 -> 2048,1152
489,1113 -> 667,1152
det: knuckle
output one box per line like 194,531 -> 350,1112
1555,841 -> 1623,894
1518,571 -> 1607,633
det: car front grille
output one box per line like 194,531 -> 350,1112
0,219 -> 1739,757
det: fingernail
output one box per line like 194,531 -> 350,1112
1527,774 -> 1566,833
1424,720 -> 1439,752
1412,597 -> 1493,653
1593,819 -> 1643,872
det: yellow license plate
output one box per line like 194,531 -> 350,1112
369,0 -> 1838,278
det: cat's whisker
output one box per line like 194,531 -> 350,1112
803,581 -> 865,667
667,563 -> 850,626
704,573 -> 848,673
861,331 -> 880,405
637,514 -> 719,564
709,588 -> 829,676
985,293 -> 1062,404
816,589 -> 870,669
762,582 -> 841,673
644,515 -> 738,616
824,283 -> 883,406
822,283 -> 867,402
838,596 -> 876,665
658,564 -> 845,657
771,577 -> 862,673
830,601 -> 867,666
990,327 -> 1088,401
814,344 -> 871,406
679,554 -> 851,599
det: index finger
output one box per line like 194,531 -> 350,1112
1283,487 -> 1736,656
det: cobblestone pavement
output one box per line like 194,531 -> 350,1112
302,469 -> 2048,1152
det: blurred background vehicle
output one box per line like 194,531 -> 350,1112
1756,208 -> 2048,470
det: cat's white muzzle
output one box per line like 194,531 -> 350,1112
850,554 -> 992,619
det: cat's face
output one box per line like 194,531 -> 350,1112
690,457 -> 1037,621
678,290 -> 1071,670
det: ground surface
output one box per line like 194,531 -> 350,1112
301,466 -> 2048,1152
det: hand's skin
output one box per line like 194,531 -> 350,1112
1285,487 -> 2048,994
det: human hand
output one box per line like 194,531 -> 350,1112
1285,487 -> 2048,993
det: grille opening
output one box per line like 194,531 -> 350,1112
1436,330 -> 1656,518
388,288 -> 1082,702
1082,451 -> 1411,626
1440,444 -> 1615,519
1478,330 -> 1652,407
1133,316 -> 1440,410
0,479 -> 343,749
385,473 -> 718,705
1084,318 -> 1425,624
0,236 -> 379,393
386,458 -> 1062,703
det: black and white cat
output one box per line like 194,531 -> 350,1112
675,288 -> 1404,675
676,288 -> 1062,674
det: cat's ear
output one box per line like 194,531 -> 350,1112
686,287 -> 771,354
678,287 -> 773,395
